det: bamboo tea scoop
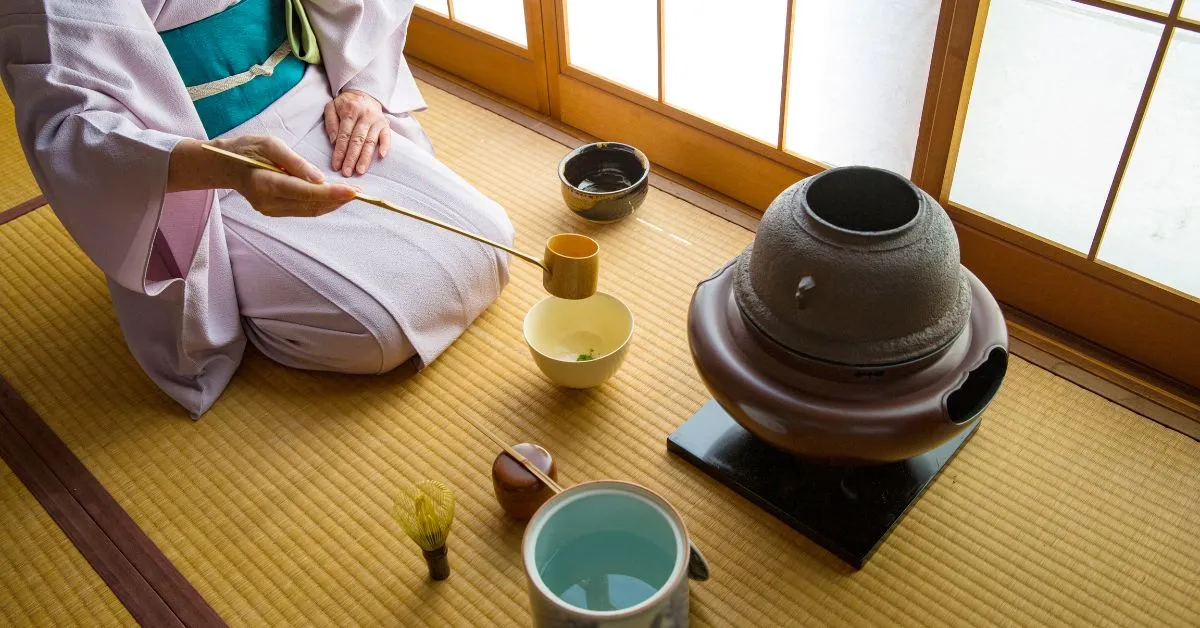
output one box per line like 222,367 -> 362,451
460,414 -> 712,582
202,144 -> 599,299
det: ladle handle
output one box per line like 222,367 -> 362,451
200,143 -> 548,271
353,194 -> 546,269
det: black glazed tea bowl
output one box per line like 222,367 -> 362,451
558,142 -> 649,223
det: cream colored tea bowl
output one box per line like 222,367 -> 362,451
523,292 -> 634,389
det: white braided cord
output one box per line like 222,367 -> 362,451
186,41 -> 293,102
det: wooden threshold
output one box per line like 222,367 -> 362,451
410,61 -> 1200,442
1004,307 -> 1200,440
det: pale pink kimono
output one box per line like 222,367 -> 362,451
0,0 -> 514,416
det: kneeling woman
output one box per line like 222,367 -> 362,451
0,0 -> 514,416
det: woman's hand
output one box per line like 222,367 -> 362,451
169,136 -> 357,218
324,89 -> 390,177
217,136 -> 358,217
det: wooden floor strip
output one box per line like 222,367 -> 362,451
0,376 -> 225,627
0,195 -> 45,227
0,408 -> 180,626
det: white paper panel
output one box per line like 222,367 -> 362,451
1183,0 -> 1200,20
949,0 -> 1160,252
415,0 -> 449,17
783,0 -> 940,174
565,0 -> 659,97
662,0 -> 788,143
453,0 -> 528,47
1099,30 -> 1200,297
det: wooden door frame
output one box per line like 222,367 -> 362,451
406,2 -> 553,113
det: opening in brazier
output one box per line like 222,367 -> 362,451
806,167 -> 919,233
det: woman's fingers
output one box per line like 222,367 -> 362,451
285,179 -> 358,216
341,117 -> 373,177
323,102 -> 338,145
257,137 -> 323,183
355,119 -> 388,175
379,124 -> 391,159
332,115 -> 356,171
249,172 -> 357,217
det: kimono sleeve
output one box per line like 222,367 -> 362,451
305,0 -> 426,115
0,1 -> 212,294
0,2 -> 244,418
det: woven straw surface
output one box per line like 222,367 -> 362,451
0,81 -> 1196,626
0,461 -> 134,627
0,92 -> 41,210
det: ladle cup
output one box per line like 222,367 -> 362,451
201,144 -> 600,300
542,234 -> 599,300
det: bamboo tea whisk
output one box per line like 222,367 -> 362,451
392,480 -> 456,581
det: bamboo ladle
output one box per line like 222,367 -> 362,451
202,144 -> 599,299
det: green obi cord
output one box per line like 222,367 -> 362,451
160,0 -> 317,138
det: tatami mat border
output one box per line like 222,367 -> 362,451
0,377 -> 226,627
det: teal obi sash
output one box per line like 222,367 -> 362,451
161,0 -> 307,138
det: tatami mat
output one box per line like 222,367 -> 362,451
0,81 -> 1197,626
0,93 -> 41,210
0,461 -> 134,627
